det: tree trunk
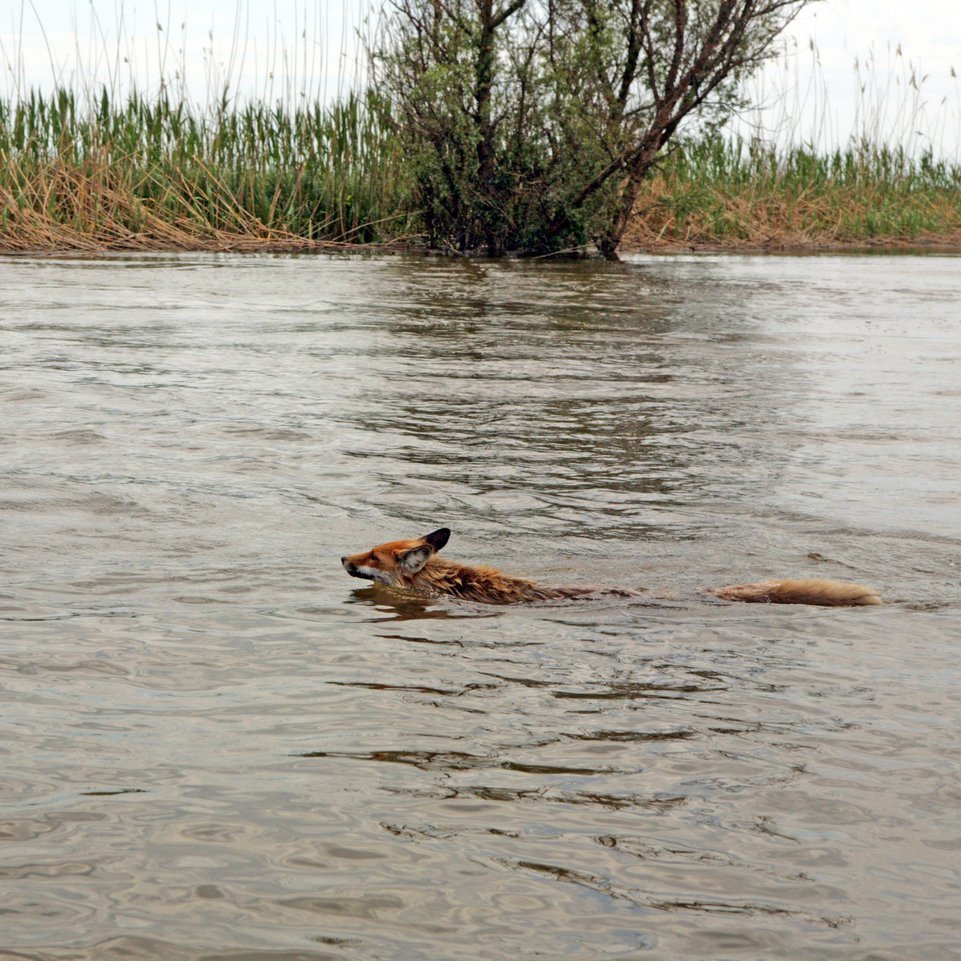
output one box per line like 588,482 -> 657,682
596,173 -> 643,260
475,1 -> 500,255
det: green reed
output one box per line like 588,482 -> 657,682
625,135 -> 961,248
0,85 -> 410,250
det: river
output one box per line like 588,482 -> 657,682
1,251 -> 959,960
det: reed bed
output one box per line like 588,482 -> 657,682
0,88 -> 411,252
1,27 -> 959,254
4,92 -> 959,254
624,138 -> 961,251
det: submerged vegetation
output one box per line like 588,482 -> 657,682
1,2 -> 959,256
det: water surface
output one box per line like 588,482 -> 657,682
1,252 -> 959,960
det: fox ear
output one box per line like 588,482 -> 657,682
400,528 -> 449,574
422,528 -> 450,552
399,544 -> 434,574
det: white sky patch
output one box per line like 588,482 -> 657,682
733,1 -> 961,156
2,0 -> 959,154
0,0 -> 373,105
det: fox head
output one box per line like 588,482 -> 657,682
341,528 -> 451,585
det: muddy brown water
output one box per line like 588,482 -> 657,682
1,252 -> 959,961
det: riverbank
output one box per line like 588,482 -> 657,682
621,142 -> 961,255
4,180 -> 959,257
0,90 -> 408,255
2,107 -> 959,257
621,234 -> 961,256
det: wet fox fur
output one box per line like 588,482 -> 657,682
341,528 -> 881,608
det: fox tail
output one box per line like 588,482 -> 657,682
712,578 -> 881,607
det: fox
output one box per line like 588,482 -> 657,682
341,528 -> 882,608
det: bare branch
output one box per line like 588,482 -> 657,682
492,0 -> 529,29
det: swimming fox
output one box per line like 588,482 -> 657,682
341,528 -> 882,607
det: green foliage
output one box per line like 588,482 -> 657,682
375,3 -> 613,255
375,0 -> 815,256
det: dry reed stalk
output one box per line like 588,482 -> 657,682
0,154 -> 399,253
622,162 -> 961,252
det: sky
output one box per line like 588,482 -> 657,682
747,0 -> 960,154
2,0 -> 959,155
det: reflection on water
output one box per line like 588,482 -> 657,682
1,252 -> 960,960
345,585 -> 498,621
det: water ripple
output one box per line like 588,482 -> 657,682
2,252 -> 960,961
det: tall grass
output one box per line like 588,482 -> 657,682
625,137 -> 961,250
0,86 -> 410,251
0,2 -> 409,252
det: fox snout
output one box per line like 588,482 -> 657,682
341,556 -> 374,581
